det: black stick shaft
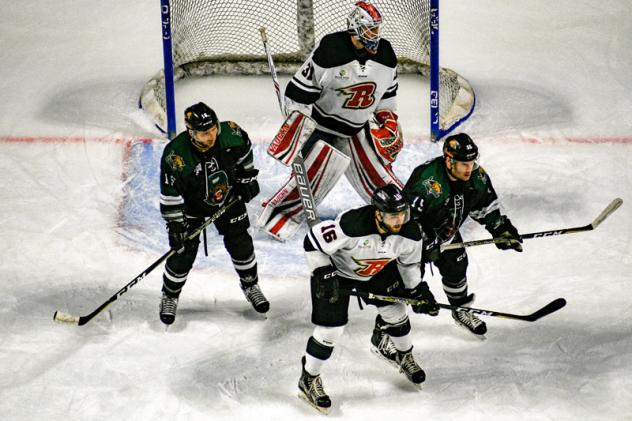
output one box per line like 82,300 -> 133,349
441,198 -> 622,252
56,199 -> 240,326
345,290 -> 566,322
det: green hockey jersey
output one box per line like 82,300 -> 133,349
403,156 -> 504,242
159,121 -> 255,222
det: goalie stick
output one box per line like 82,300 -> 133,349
345,290 -> 566,322
260,26 -> 319,227
441,197 -> 623,252
53,199 -> 240,326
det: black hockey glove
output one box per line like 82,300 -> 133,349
234,168 -> 260,203
312,265 -> 340,304
407,281 -> 439,316
488,216 -> 523,252
166,220 -> 189,253
422,235 -> 442,263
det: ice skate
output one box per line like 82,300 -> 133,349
370,326 -> 398,368
298,357 -> 332,414
395,349 -> 426,385
452,308 -> 487,337
241,282 -> 270,313
159,292 -> 178,325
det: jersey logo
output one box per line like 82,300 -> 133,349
335,69 -> 349,80
207,158 -> 219,172
204,161 -> 229,206
423,176 -> 442,198
228,121 -> 241,136
337,82 -> 377,109
352,257 -> 392,277
166,151 -> 185,172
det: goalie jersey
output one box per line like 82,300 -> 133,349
285,31 -> 398,137
304,205 -> 423,290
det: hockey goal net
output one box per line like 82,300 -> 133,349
140,0 -> 474,137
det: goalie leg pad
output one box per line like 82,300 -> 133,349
344,126 -> 404,203
257,140 -> 350,240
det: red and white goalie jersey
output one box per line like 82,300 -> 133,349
285,31 -> 398,137
304,205 -> 423,289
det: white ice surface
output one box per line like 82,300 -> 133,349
1,1 -> 632,420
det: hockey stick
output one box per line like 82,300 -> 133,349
259,27 -> 287,117
260,26 -> 319,227
53,199 -> 240,326
441,197 -> 623,252
344,290 -> 566,322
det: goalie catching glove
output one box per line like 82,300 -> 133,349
371,110 -> 403,163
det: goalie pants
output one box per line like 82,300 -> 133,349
162,202 -> 258,298
258,125 -> 403,239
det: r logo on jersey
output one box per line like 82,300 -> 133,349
338,82 -> 377,109
353,257 -> 392,277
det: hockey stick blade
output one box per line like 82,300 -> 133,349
53,310 -> 80,325
518,298 -> 567,322
590,197 -> 623,228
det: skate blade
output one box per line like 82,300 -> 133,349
297,392 -> 331,415
453,320 -> 487,340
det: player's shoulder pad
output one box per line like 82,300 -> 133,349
338,205 -> 376,237
162,131 -> 189,156
371,38 -> 397,68
471,165 -> 491,187
218,120 -> 248,148
313,32 -> 359,68
408,156 -> 444,184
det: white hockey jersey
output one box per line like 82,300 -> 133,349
304,206 -> 423,290
285,31 -> 398,137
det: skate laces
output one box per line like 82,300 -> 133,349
308,374 -> 327,398
454,309 -> 483,328
160,294 -> 178,315
398,352 -> 422,374
378,333 -> 397,357
243,284 -> 267,305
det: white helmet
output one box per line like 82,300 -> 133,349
347,1 -> 383,54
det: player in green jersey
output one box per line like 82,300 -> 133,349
399,133 -> 522,336
158,102 -> 269,325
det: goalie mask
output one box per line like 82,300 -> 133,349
347,1 -> 383,54
184,102 -> 220,152
371,184 -> 410,234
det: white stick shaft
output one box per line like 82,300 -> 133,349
259,27 -> 287,117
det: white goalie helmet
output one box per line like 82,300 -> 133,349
347,1 -> 384,54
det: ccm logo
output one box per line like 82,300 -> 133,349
230,212 -> 248,223
533,231 -> 563,237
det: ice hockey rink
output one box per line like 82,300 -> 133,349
1,1 -> 631,420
